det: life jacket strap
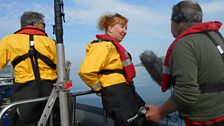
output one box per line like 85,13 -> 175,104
29,34 -> 41,81
200,83 -> 224,93
11,34 -> 56,82
12,53 -> 30,67
34,49 -> 56,69
12,35 -> 56,69
91,39 -> 111,44
204,31 -> 224,62
98,69 -> 124,75
198,31 -> 224,93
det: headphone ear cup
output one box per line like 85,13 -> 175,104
172,12 -> 184,23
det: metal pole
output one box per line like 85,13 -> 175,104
54,0 -> 69,126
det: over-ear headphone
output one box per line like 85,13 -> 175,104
171,1 -> 185,23
172,12 -> 184,23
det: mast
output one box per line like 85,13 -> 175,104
54,0 -> 70,125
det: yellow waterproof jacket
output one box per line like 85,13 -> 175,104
79,40 -> 126,91
0,33 -> 57,83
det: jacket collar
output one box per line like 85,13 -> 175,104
177,21 -> 222,37
14,26 -> 47,36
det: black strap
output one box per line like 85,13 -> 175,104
217,31 -> 224,43
12,35 -> 56,69
98,69 -> 124,75
91,39 -> 112,44
200,32 -> 224,93
34,50 -> 56,69
12,53 -> 30,67
200,83 -> 224,93
29,34 -> 41,81
204,31 -> 224,62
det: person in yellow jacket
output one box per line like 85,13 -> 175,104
79,13 -> 153,126
0,11 -> 58,126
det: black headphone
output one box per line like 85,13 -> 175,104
171,1 -> 185,23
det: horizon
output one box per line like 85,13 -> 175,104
0,0 -> 224,80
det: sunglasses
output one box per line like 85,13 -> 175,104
39,22 -> 46,28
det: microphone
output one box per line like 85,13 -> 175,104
140,50 -> 163,86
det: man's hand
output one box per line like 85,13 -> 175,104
145,104 -> 162,122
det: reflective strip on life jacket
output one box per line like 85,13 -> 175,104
162,65 -> 170,74
30,39 -> 34,46
123,58 -> 132,67
91,83 -> 101,91
217,45 -> 224,54
123,51 -> 132,67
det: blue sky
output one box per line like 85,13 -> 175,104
0,0 -> 224,68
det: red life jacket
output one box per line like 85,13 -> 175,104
161,21 -> 222,92
185,116 -> 224,126
96,34 -> 136,84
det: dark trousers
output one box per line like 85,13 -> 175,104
101,83 -> 146,126
10,80 -> 59,126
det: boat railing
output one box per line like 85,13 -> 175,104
0,77 -> 14,86
0,96 -> 49,120
0,89 -> 107,126
0,63 -> 108,126
72,90 -> 108,126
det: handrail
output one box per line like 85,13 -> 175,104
0,89 -> 99,126
0,96 -> 48,120
0,77 -> 13,81
0,77 -> 13,86
71,90 -> 105,126
72,90 -> 95,96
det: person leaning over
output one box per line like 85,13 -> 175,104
145,1 -> 224,126
78,13 -> 154,126
0,11 -> 58,126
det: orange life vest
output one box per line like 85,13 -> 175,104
14,25 -> 48,36
96,34 -> 136,84
161,21 -> 222,92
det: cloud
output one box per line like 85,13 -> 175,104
200,1 -> 224,33
0,1 -> 53,35
65,0 -> 171,40
201,1 -> 224,13
66,0 -> 167,24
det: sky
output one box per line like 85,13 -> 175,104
0,0 -> 224,72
